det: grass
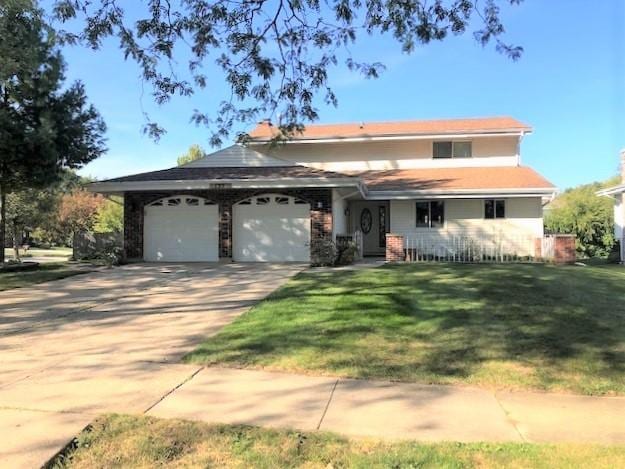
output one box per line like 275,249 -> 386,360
185,263 -> 625,396
0,262 -> 91,291
48,414 -> 625,469
4,246 -> 72,259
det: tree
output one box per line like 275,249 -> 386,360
56,189 -> 104,245
545,176 -> 619,258
177,144 -> 207,166
3,169 -> 87,260
52,0 -> 523,144
0,0 -> 106,263
5,189 -> 55,261
94,197 -> 123,233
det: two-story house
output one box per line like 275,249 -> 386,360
90,116 -> 556,262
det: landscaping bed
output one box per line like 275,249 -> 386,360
185,263 -> 625,395
48,414 -> 625,468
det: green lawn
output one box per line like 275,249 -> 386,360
48,414 -> 625,469
0,263 -> 90,291
4,246 -> 72,259
185,263 -> 625,396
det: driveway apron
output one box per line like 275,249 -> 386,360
0,263 -> 304,468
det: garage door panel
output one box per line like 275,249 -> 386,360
234,195 -> 310,262
144,196 -> 219,262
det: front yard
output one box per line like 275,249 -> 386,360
51,414 -> 625,468
185,263 -> 625,395
0,263 -> 90,291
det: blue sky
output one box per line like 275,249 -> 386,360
54,1 -> 625,190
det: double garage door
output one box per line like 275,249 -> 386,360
143,194 -> 310,262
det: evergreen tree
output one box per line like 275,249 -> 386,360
0,0 -> 106,262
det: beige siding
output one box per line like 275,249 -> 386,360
614,194 -> 623,240
332,189 -> 348,238
390,197 -> 544,239
261,136 -> 519,171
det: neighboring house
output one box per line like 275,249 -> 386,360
597,150 -> 625,262
89,116 -> 556,262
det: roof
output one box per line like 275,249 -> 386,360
248,116 -> 532,141
357,166 -> 555,192
597,183 -> 625,197
181,144 -> 295,168
102,165 -> 351,183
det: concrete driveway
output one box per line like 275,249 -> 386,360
0,263 -> 304,468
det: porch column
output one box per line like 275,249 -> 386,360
386,233 -> 404,262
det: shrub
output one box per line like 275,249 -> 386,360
311,238 -> 359,267
310,238 -> 337,267
336,240 -> 359,265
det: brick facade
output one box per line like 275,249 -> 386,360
553,235 -> 576,264
123,188 -> 332,261
385,234 -> 405,262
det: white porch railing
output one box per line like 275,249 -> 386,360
403,233 -> 539,263
336,230 -> 364,259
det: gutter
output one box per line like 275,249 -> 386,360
365,187 -> 556,200
88,177 -> 367,197
597,184 -> 625,197
248,131 -> 530,145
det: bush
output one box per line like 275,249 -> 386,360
100,245 -> 124,267
336,240 -> 359,265
310,238 -> 337,267
607,240 -> 621,264
311,238 -> 359,267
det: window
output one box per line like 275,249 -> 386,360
275,196 -> 289,205
433,141 -> 452,159
485,199 -> 506,219
433,141 -> 472,158
416,201 -> 445,228
379,206 -> 387,247
256,197 -> 270,205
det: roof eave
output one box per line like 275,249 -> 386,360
248,130 -> 531,145
364,187 -> 556,200
597,184 -> 625,197
88,177 -> 364,194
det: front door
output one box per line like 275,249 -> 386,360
352,202 -> 389,256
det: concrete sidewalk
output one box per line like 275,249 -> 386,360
149,367 -> 625,445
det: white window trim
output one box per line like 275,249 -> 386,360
432,140 -> 473,159
484,199 -> 507,219
415,200 -> 446,229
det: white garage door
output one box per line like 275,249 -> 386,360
233,194 -> 311,262
144,195 -> 219,262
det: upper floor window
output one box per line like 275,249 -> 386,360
485,199 -> 506,219
416,201 -> 445,228
433,141 -> 472,159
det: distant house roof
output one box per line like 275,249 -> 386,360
597,183 -> 625,197
248,116 -> 532,142
357,166 -> 555,192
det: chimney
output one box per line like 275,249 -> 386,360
621,149 -> 625,183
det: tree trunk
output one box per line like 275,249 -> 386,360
0,186 -> 5,265
12,224 -> 21,262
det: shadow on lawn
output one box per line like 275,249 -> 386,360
186,263 -> 625,389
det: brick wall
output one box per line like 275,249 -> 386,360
123,188 -> 332,260
553,235 -> 576,264
385,234 -> 405,262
